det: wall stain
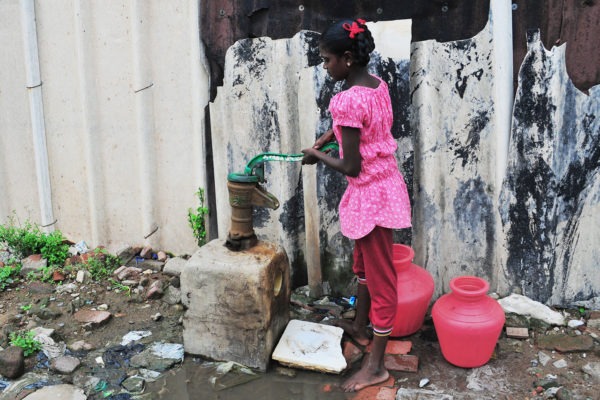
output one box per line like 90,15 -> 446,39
503,33 -> 600,302
453,178 -> 495,278
449,108 -> 489,169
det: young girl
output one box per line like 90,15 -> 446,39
302,18 -> 412,392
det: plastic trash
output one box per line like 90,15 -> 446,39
102,344 -> 145,368
150,342 -> 184,361
209,361 -> 261,391
75,240 -> 89,254
94,380 -> 108,392
121,330 -> 153,346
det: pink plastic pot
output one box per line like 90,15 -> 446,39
390,244 -> 434,337
432,276 -> 505,368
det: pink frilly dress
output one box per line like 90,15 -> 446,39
329,75 -> 412,240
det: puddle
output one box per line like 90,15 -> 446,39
145,358 -> 353,400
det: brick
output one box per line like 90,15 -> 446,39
73,310 -> 112,327
350,377 -> 395,400
384,354 -> 419,372
343,341 -> 364,365
506,327 -> 529,339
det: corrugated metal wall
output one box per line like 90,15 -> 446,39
205,1 -> 599,305
1,1 -> 599,305
0,0 -> 209,255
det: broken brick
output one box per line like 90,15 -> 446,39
384,354 -> 419,372
506,327 -> 529,339
343,341 -> 364,365
73,309 -> 112,327
349,376 -> 395,400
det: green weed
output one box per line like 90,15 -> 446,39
77,248 -> 122,280
108,278 -> 131,296
188,188 -> 209,247
0,216 -> 69,268
9,331 -> 42,357
0,264 -> 20,290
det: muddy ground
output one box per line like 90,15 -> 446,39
0,271 -> 598,400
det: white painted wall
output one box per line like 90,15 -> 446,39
0,0 -> 210,255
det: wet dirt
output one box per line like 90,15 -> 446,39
146,318 -> 598,400
1,278 -> 598,400
0,279 -> 184,351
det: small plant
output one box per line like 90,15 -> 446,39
188,188 -> 209,247
108,278 -> 131,296
25,265 -> 55,283
0,216 -> 69,268
20,304 -> 32,312
9,331 -> 42,357
0,264 -> 20,290
77,248 -> 121,280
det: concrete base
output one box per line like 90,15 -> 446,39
181,239 -> 290,371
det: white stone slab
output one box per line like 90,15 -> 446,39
498,293 -> 565,325
271,319 -> 346,374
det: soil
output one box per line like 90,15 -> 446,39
1,278 -> 184,348
144,312 -> 599,400
1,274 -> 598,400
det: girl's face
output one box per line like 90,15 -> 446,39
319,47 -> 349,82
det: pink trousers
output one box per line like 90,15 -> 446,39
352,226 -> 397,336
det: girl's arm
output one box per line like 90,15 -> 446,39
302,126 -> 361,177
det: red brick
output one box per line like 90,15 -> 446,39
384,354 -> 419,372
343,341 -> 364,365
350,377 -> 395,400
27,254 -> 42,262
73,310 -> 112,327
375,387 -> 398,400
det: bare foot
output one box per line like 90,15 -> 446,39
341,361 -> 389,392
332,319 -> 371,346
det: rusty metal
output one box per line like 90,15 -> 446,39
201,0 -> 599,97
512,0 -> 600,93
225,180 -> 279,251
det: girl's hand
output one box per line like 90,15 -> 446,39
312,129 -> 335,151
301,148 -> 320,165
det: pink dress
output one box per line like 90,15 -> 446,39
329,75 -> 411,239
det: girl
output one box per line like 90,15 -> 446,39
302,18 -> 412,392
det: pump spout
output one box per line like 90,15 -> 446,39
250,184 -> 279,210
225,180 -> 280,251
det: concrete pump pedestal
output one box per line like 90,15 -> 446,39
181,239 -> 290,371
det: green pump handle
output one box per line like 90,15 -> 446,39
228,142 -> 339,183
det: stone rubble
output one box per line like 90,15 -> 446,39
0,243 -> 187,399
0,240 -> 597,399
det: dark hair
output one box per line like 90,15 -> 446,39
319,19 -> 375,67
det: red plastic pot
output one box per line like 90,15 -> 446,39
432,276 -> 505,368
390,244 -> 434,337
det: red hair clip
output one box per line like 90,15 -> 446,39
343,19 -> 366,39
